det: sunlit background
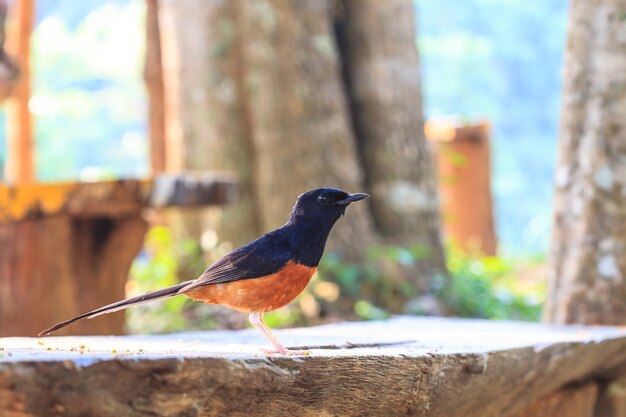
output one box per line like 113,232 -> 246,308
0,0 -> 567,254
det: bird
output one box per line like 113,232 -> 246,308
39,188 -> 369,354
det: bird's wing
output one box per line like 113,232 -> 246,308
178,231 -> 292,293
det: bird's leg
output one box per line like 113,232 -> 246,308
248,312 -> 290,355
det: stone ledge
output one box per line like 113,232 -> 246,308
2,316 -> 626,417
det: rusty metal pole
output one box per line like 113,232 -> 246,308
426,119 -> 497,256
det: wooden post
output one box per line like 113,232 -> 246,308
157,0 -> 184,173
144,0 -> 167,174
5,0 -> 34,184
426,119 -> 497,256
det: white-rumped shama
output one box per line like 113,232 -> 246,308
39,188 -> 369,354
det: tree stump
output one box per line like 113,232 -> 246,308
0,174 -> 236,336
2,317 -> 626,416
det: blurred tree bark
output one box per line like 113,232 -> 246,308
156,0 -> 447,285
545,0 -> 626,324
240,0 -> 377,259
336,0 -> 446,284
159,0 -> 260,254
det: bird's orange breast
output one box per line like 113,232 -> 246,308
183,262 -> 317,313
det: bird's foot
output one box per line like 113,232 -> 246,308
262,347 -> 310,356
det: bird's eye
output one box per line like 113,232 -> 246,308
317,195 -> 329,205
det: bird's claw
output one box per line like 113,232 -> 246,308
262,347 -> 310,356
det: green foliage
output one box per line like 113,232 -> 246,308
320,245 -> 544,323
433,248 -> 545,321
126,226 -> 215,334
317,245 -> 432,320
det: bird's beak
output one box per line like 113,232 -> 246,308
334,193 -> 370,205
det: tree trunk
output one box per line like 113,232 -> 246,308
159,0 -> 260,251
545,0 -> 626,324
240,0 -> 378,259
336,0 -> 447,281
159,0 -> 448,268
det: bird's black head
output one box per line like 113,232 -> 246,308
285,188 -> 368,266
287,188 -> 369,227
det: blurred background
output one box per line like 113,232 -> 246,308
2,0 -> 566,251
2,0 -> 614,336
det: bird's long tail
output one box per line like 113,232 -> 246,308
38,280 -> 194,336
